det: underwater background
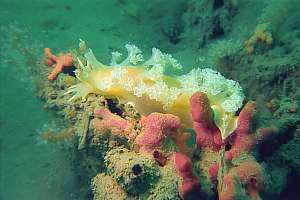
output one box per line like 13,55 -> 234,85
1,0 -> 300,200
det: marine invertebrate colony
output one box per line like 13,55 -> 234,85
68,40 -> 245,140
174,152 -> 201,199
218,160 -> 266,200
39,39 -> 277,200
93,107 -> 136,140
190,92 -> 222,151
135,112 -> 182,153
244,23 -> 273,54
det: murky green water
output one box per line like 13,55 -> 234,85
0,1 -> 144,199
1,0 -> 300,199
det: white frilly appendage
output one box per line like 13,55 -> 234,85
65,82 -> 94,102
178,68 -> 244,113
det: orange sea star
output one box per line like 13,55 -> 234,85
44,48 -> 74,81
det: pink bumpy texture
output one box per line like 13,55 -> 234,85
135,112 -> 182,153
174,152 -> 201,199
190,92 -> 222,151
92,108 -> 136,140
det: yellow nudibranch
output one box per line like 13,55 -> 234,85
67,40 -> 245,139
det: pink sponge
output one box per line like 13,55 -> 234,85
190,92 -> 222,151
174,152 -> 201,199
209,162 -> 219,184
135,112 -> 182,153
92,108 -> 136,140
190,93 -> 264,160
225,101 -> 256,160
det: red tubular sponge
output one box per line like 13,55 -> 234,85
225,101 -> 256,160
190,92 -> 222,151
174,152 -> 201,199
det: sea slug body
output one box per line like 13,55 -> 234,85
68,40 -> 245,139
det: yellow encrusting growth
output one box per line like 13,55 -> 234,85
68,40 -> 245,139
245,23 -> 273,54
